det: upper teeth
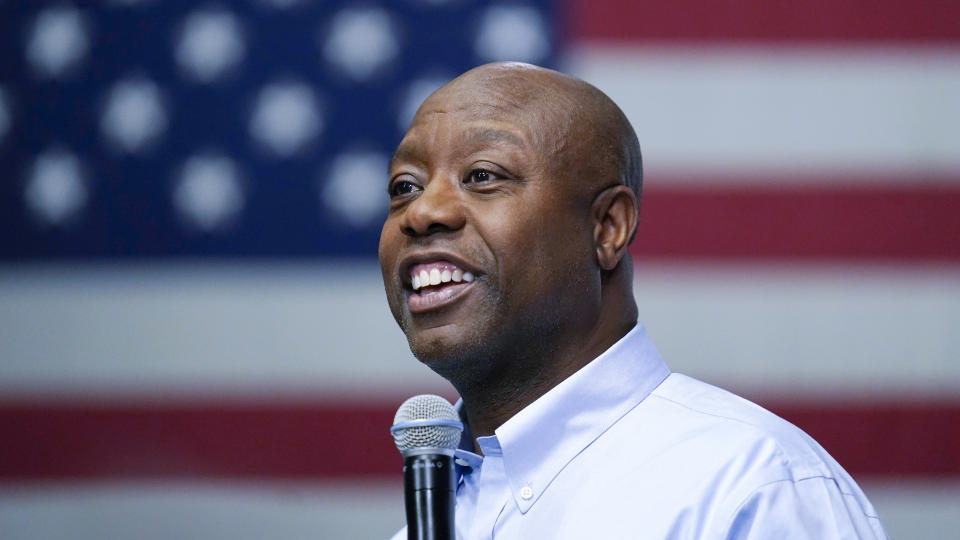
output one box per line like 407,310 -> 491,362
411,265 -> 474,290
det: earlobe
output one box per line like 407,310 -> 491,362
592,185 -> 639,271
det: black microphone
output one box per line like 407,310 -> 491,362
390,394 -> 464,540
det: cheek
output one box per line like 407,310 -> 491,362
512,202 -> 585,256
512,205 -> 594,293
378,219 -> 404,309
486,208 -> 580,286
379,217 -> 400,268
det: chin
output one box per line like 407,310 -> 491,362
406,327 -> 491,385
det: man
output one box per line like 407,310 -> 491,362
379,62 -> 887,539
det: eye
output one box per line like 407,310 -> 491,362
388,178 -> 420,198
465,169 -> 496,184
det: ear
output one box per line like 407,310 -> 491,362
592,185 -> 639,271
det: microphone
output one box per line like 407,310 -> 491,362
390,394 -> 464,540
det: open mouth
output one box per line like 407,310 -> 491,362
406,261 -> 476,313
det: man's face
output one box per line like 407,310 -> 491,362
378,82 -> 598,380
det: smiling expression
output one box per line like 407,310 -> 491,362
378,66 -> 604,382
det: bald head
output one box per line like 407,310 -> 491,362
418,62 -> 643,221
381,62 -> 642,423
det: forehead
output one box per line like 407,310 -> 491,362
393,88 -> 556,167
393,115 -> 533,168
396,119 -> 526,157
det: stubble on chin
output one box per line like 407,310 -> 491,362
406,328 -> 493,389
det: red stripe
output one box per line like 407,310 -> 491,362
0,398 -> 957,480
566,0 -> 960,43
764,400 -> 960,476
631,182 -> 960,260
0,401 -> 399,481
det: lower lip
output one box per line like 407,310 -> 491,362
407,281 -> 474,313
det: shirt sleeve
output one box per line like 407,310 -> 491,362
722,476 -> 889,540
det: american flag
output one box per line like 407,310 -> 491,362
1,1 -> 958,539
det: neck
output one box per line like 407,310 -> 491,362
454,305 -> 637,444
455,349 -> 568,446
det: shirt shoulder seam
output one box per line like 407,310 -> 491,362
648,391 -> 831,480
720,474 -> 883,536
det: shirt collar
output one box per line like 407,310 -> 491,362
453,407 -> 481,477
465,323 -> 670,513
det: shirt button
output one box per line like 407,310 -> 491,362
520,486 -> 534,500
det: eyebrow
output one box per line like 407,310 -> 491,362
390,146 -> 419,172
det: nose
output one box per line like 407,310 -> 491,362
400,176 -> 466,237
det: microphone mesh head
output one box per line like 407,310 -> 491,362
391,394 -> 462,455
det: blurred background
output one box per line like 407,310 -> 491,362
1,0 -> 958,538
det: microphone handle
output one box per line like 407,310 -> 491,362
404,453 -> 456,540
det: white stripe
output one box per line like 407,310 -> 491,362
861,478 -> 960,540
1,261 -> 957,399
0,479 -> 956,539
0,481 -> 403,540
564,45 -> 960,183
633,260 -> 960,399
0,262 -> 450,399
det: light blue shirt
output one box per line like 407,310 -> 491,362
392,324 -> 888,539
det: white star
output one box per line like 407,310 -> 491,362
173,153 -> 244,232
175,8 -> 246,83
100,77 -> 167,153
322,8 -> 399,81
25,6 -> 90,79
474,6 -> 549,63
0,87 -> 11,142
321,150 -> 389,228
24,149 -> 87,227
397,75 -> 451,131
249,81 -> 322,157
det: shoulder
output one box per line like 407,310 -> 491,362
642,373 -> 875,489
634,373 -> 886,537
648,373 -> 839,478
